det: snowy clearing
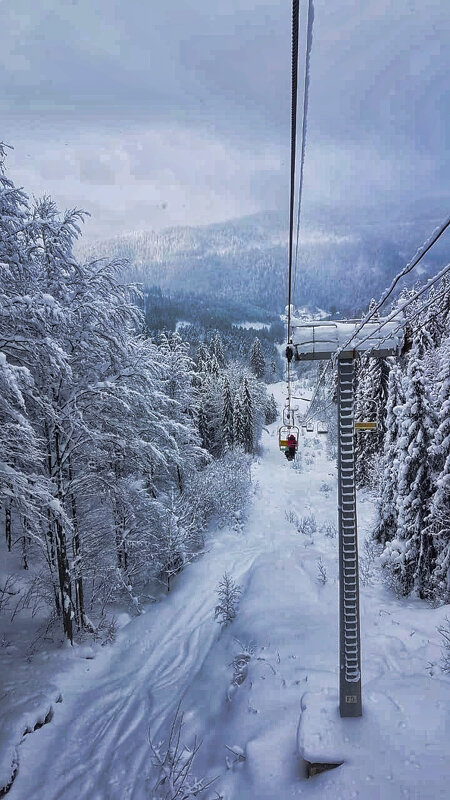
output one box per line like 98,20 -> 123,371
2,381 -> 449,800
232,321 -> 270,331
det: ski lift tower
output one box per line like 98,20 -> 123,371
285,319 -> 404,718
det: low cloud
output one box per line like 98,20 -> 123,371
2,0 -> 447,240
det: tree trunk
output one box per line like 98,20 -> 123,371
5,502 -> 11,551
54,428 -> 73,643
176,465 -> 183,494
68,456 -> 84,630
54,518 -> 73,643
21,518 -> 29,570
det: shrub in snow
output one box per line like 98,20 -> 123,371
437,617 -> 450,674
149,703 -> 217,799
92,613 -> 117,646
226,640 -> 255,702
231,648 -> 252,685
215,573 -> 241,625
319,481 -> 332,495
225,744 -> 246,770
320,522 -> 337,538
359,538 -> 382,587
297,514 -> 317,537
0,575 -> 18,613
316,557 -> 327,584
187,451 -> 251,530
285,509 -> 300,527
285,510 -> 317,537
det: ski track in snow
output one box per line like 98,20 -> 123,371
6,381 -> 450,800
8,539 -> 264,800
9,388 -> 294,800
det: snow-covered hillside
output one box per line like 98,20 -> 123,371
75,210 -> 447,315
2,382 -> 449,800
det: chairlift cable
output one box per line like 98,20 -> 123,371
285,0 -> 301,431
302,362 -> 330,422
287,0 -> 300,349
362,275 -> 450,358
293,0 -> 314,300
335,215 -> 450,358
350,261 -> 450,353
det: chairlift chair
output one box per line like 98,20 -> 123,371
278,425 -> 300,452
317,421 -> 328,434
306,420 -> 314,433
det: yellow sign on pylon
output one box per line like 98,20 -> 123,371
354,421 -> 376,431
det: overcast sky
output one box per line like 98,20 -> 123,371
1,0 -> 448,241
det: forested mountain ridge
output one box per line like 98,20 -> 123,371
77,205 -> 448,316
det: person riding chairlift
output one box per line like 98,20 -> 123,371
285,432 -> 297,461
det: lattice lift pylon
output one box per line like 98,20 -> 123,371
286,318 -> 404,717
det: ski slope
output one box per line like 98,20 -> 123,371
4,381 -> 450,800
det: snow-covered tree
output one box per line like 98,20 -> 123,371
158,331 -> 203,492
215,572 -> 241,624
250,336 -> 265,379
234,377 -> 254,453
355,356 -> 388,486
368,297 -> 380,318
0,145 -> 267,645
233,391 -> 244,450
221,376 -> 234,451
210,331 -> 226,368
152,495 -> 197,592
186,450 -> 251,531
427,336 -> 450,601
265,393 -> 278,424
382,337 -> 437,598
373,363 -> 405,546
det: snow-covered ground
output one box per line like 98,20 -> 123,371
232,321 -> 270,330
2,381 -> 449,799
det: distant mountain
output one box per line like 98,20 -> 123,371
76,206 -> 447,315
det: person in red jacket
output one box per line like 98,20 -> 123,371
285,432 -> 297,461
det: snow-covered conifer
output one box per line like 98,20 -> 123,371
197,399 -> 209,451
152,496 -> 195,592
265,393 -> 278,425
382,337 -> 438,597
427,336 -> 450,600
221,376 -> 234,451
233,392 -> 244,450
368,297 -> 379,318
215,572 -> 241,624
210,331 -> 226,368
373,363 -> 405,545
250,337 -> 265,379
237,377 -> 254,454
355,357 -> 388,486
